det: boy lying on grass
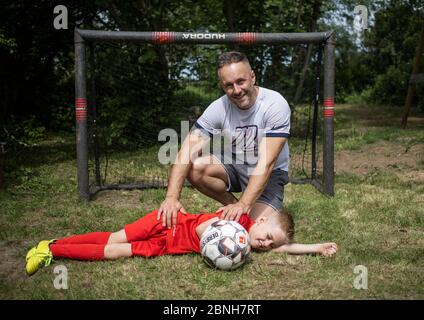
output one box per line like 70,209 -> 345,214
25,208 -> 338,276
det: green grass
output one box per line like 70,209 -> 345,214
0,104 -> 423,299
334,104 -> 424,151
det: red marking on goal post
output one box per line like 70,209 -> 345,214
75,98 -> 87,121
153,32 -> 174,44
323,97 -> 334,118
236,33 -> 257,45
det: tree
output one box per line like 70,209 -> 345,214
363,0 -> 424,106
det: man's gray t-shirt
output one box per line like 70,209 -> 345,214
193,87 -> 291,172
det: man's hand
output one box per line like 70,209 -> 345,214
218,201 -> 251,222
157,197 -> 187,228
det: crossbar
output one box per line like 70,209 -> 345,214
76,29 -> 333,44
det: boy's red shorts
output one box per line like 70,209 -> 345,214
123,210 -> 221,257
124,210 -> 169,257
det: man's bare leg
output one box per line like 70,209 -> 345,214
187,155 -> 238,206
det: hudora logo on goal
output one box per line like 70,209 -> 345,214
182,33 -> 225,40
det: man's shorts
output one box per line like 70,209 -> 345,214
212,153 -> 289,212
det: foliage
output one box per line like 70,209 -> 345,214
359,0 -> 424,106
344,88 -> 372,105
0,0 -> 423,141
368,64 -> 409,106
0,29 -> 17,53
0,116 -> 46,149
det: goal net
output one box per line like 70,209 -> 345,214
74,30 -> 335,200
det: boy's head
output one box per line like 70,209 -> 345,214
248,209 -> 294,251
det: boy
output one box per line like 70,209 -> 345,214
25,209 -> 337,276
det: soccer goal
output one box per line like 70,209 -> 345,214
74,29 -> 335,200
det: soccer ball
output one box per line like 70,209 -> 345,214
200,220 -> 251,271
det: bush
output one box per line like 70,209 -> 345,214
368,65 -> 409,106
50,104 -> 75,132
345,88 -> 373,106
0,116 -> 46,148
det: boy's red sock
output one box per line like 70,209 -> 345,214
50,243 -> 105,260
55,232 -> 112,245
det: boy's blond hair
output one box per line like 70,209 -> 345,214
270,208 -> 295,243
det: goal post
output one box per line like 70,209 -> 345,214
74,28 -> 335,200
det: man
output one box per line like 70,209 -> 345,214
157,51 -> 290,228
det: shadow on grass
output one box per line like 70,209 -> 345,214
4,133 -> 75,167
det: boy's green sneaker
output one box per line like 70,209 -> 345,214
25,246 -> 37,262
25,240 -> 55,276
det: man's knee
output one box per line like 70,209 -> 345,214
187,157 -> 212,183
187,161 -> 204,183
187,156 -> 229,191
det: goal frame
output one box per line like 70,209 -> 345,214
74,28 -> 335,200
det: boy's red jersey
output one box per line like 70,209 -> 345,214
124,210 -> 254,257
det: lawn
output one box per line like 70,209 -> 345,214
0,104 -> 423,299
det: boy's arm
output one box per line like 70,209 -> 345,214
271,242 -> 338,256
195,217 -> 220,238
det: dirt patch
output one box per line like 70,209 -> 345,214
0,243 -> 28,284
404,116 -> 424,126
335,140 -> 424,182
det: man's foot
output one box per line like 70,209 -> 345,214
25,240 -> 55,276
318,242 -> 338,256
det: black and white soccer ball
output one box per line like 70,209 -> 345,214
200,220 -> 251,271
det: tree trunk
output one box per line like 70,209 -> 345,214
0,143 -> 5,189
223,0 -> 239,32
401,23 -> 424,128
294,0 -> 321,103
294,44 -> 314,102
290,3 -> 305,83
